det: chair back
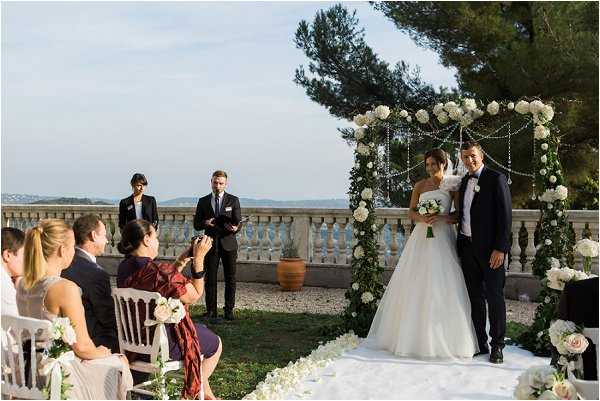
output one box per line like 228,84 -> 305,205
112,287 -> 167,362
569,327 -> 599,400
1,314 -> 51,400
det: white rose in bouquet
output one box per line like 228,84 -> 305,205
415,109 -> 429,124
448,107 -> 464,121
364,111 -> 376,125
538,390 -> 560,400
514,365 -> 559,400
541,105 -> 555,122
515,100 -> 530,114
354,128 -> 365,140
353,114 -> 367,127
353,206 -> 369,222
374,105 -> 391,119
486,101 -> 500,115
433,103 -> 444,116
462,98 -> 477,112
443,101 -> 458,112
353,246 -> 364,258
62,323 -> 77,345
361,188 -> 373,200
361,292 -> 374,303
529,100 -> 545,115
534,125 -> 550,140
574,238 -> 599,258
356,143 -> 370,156
549,319 -> 578,353
399,109 -> 409,118
436,111 -> 449,124
554,185 -> 568,201
168,298 -> 186,322
551,380 -> 576,400
564,333 -> 589,354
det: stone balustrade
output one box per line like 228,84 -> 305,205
2,204 -> 597,274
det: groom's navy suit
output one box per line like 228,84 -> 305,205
457,165 -> 511,350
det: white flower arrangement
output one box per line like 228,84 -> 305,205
530,100 -> 545,114
514,365 -> 577,400
507,102 -> 515,110
541,143 -> 549,151
361,292 -> 374,303
436,111 -> 449,124
153,296 -> 186,324
448,107 -> 464,121
351,282 -> 359,291
353,114 -> 368,127
540,155 -> 547,164
545,239 -> 552,246
540,169 -> 547,176
460,113 -> 474,127
243,332 -> 361,400
42,317 -> 78,399
574,238 -> 599,258
360,188 -> 373,200
549,175 -> 556,183
415,109 -> 429,124
546,266 -> 595,291
399,109 -> 408,118
374,105 -> 390,119
474,185 -> 481,193
534,125 -> 550,140
515,100 -> 530,114
366,162 -> 373,169
443,101 -> 458,111
549,257 -> 561,269
406,116 -> 412,123
49,317 -> 77,345
486,101 -> 500,115
353,246 -> 364,258
415,199 -> 444,238
462,98 -> 477,112
433,103 -> 444,116
364,111 -> 376,125
549,319 -> 590,378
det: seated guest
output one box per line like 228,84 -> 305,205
1,227 -> 25,316
118,173 -> 159,231
555,276 -> 599,380
117,219 -> 222,400
61,214 -> 119,352
17,219 -> 132,399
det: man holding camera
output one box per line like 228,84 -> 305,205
194,170 -> 241,322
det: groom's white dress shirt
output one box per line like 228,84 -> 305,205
461,164 -> 484,237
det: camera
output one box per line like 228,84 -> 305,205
187,235 -> 205,258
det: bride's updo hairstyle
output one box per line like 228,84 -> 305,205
424,148 -> 448,172
118,219 -> 153,255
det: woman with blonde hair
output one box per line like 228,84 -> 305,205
17,219 -> 133,399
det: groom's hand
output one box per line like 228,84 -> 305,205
489,250 -> 505,269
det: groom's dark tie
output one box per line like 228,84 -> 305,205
215,196 -> 220,217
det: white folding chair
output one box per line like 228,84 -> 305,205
568,327 -> 599,400
1,314 -> 51,400
112,287 -> 185,398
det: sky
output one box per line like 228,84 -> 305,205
1,1 -> 457,201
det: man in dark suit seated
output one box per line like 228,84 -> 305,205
555,276 -> 598,380
61,214 -> 118,352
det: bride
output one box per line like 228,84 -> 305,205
366,148 -> 478,359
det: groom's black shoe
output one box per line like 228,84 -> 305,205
473,348 -> 489,357
490,346 -> 504,364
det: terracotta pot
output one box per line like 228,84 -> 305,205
276,257 -> 306,291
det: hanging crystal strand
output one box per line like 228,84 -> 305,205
507,121 -> 512,185
386,125 -> 391,204
405,127 -> 411,187
531,117 -> 537,200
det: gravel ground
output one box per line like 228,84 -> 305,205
212,282 -> 538,325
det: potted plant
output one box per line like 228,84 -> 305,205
276,235 -> 306,291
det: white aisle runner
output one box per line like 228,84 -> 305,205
284,342 -> 549,400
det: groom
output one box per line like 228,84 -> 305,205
457,140 -> 511,364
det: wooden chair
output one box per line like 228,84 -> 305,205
1,314 -> 51,399
112,287 -> 186,399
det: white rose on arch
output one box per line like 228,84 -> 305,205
534,125 -> 550,140
359,200 -> 366,208
448,107 -> 464,121
462,98 -> 477,112
353,114 -> 368,127
399,110 -> 409,118
486,101 -> 500,115
541,105 -> 555,122
507,102 -> 515,110
354,128 -> 365,140
472,108 -> 485,119
433,103 -> 444,116
374,105 -> 391,119
361,188 -> 373,200
529,100 -> 545,115
554,185 -> 568,201
443,101 -> 458,112
351,282 -> 359,290
353,206 -> 369,222
406,116 -> 412,123
356,143 -> 370,156
437,111 -> 449,124
415,109 -> 429,124
353,246 -> 364,258
361,292 -> 374,304
515,100 -> 530,114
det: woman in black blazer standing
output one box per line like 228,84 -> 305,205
118,173 -> 159,231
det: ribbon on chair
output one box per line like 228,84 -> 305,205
144,319 -> 170,363
40,350 -> 75,400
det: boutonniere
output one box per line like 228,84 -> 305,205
474,185 -> 481,193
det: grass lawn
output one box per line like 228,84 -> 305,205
181,307 -> 531,400
189,306 -> 343,400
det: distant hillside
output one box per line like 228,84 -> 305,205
30,197 -> 112,205
3,193 -> 348,209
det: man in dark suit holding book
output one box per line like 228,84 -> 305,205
194,170 -> 241,322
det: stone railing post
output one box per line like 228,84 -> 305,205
292,215 -> 310,261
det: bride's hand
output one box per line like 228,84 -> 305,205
425,214 -> 446,225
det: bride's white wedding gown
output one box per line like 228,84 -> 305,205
366,187 -> 478,359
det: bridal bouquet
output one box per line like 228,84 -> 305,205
415,199 -> 444,238
514,365 -> 577,400
549,319 -> 589,378
41,317 -> 77,399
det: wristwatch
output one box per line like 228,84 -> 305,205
191,269 -> 205,279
